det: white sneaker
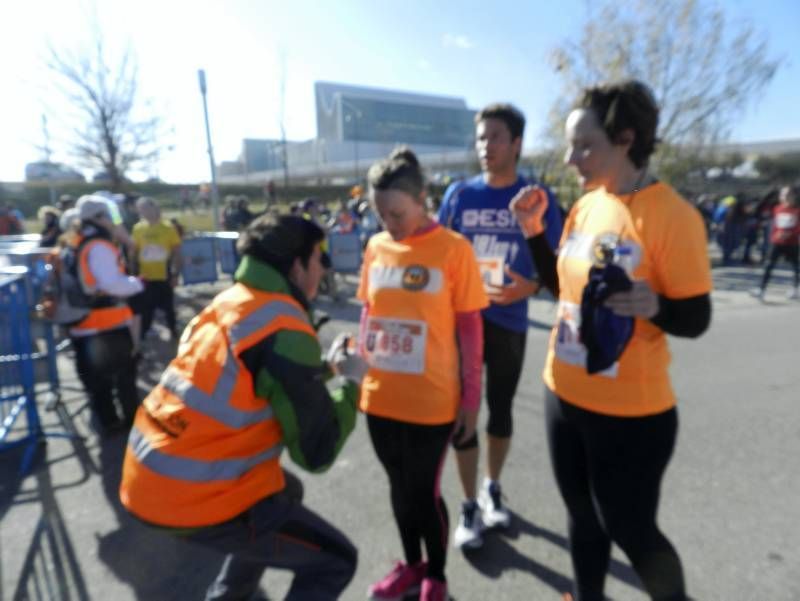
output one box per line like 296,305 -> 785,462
787,287 -> 799,300
749,287 -> 765,300
478,480 -> 511,529
453,500 -> 483,549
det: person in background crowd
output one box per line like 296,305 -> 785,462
751,185 -> 800,300
741,198 -> 760,265
511,80 -> 712,601
131,197 -> 182,341
755,188 -> 779,263
359,148 -> 488,601
56,194 -> 76,213
223,195 -> 241,231
120,215 -> 365,601
437,103 -> 564,549
68,195 -> 144,434
237,196 -> 256,228
265,179 -> 277,206
169,217 -> 185,239
38,205 -> 62,246
0,202 -> 23,235
119,194 -> 140,234
358,199 -> 381,248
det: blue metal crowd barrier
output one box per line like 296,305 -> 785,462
0,267 -> 73,475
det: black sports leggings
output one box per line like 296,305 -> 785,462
545,388 -> 686,601
367,414 -> 453,581
760,243 -> 799,289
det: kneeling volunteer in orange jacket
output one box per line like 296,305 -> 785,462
120,215 -> 368,601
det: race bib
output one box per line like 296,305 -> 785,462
476,255 -> 505,288
554,301 -> 618,378
141,244 -> 168,262
775,213 -> 797,229
364,317 -> 427,374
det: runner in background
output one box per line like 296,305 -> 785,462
437,103 -> 563,549
130,197 -> 182,341
511,80 -> 712,601
360,148 -> 488,601
751,185 -> 800,300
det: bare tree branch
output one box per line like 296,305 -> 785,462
46,30 -> 170,190
547,0 -> 781,184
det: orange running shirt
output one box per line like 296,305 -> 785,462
543,182 -> 712,416
357,225 -> 489,425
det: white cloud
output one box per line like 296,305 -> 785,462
442,33 -> 474,50
417,58 -> 432,71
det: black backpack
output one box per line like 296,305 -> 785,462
40,236 -> 115,326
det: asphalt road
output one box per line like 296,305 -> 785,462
1,263 -> 798,601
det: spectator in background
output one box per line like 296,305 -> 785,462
713,195 -> 738,265
38,205 -> 62,246
223,195 -> 240,231
756,188 -> 780,263
264,179 -> 276,206
751,185 -> 800,300
0,202 -> 23,235
119,194 -> 140,234
56,194 -> 75,213
237,196 -> 255,228
169,217 -> 185,239
131,197 -> 182,341
68,195 -> 144,434
741,198 -> 760,265
358,199 -> 381,248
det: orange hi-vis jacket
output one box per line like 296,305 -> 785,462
120,284 -> 316,528
71,236 -> 134,335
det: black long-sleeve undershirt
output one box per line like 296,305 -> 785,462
527,233 -> 711,338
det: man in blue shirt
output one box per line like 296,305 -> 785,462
438,103 -> 563,549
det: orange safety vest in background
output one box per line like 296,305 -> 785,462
70,236 -> 133,335
119,284 -> 316,528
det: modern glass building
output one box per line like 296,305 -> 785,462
315,82 -> 475,149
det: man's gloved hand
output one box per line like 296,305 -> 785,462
326,333 -> 369,385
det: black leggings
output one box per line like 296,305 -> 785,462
545,388 -> 686,601
367,414 -> 453,581
760,244 -> 799,290
140,280 -> 177,338
72,327 -> 138,428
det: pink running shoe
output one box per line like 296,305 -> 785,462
367,561 -> 427,600
420,577 -> 448,601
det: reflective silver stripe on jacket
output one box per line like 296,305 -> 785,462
157,299 -> 308,428
158,365 -> 273,429
129,427 -> 283,482
228,300 -> 310,349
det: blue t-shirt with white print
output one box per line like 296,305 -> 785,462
437,175 -> 563,333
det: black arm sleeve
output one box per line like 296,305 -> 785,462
650,293 -> 712,338
527,233 -> 559,297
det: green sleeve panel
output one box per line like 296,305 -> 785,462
251,329 -> 358,473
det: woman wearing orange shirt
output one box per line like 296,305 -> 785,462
359,148 -> 488,601
511,81 -> 712,601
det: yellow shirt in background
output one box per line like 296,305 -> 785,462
132,220 -> 181,281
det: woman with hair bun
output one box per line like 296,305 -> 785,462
359,148 -> 488,601
511,80 -> 712,601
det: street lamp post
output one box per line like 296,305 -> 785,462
197,69 -> 221,231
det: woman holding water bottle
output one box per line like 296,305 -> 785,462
510,80 -> 712,601
358,147 -> 488,601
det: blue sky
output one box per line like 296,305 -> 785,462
1,0 -> 797,183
